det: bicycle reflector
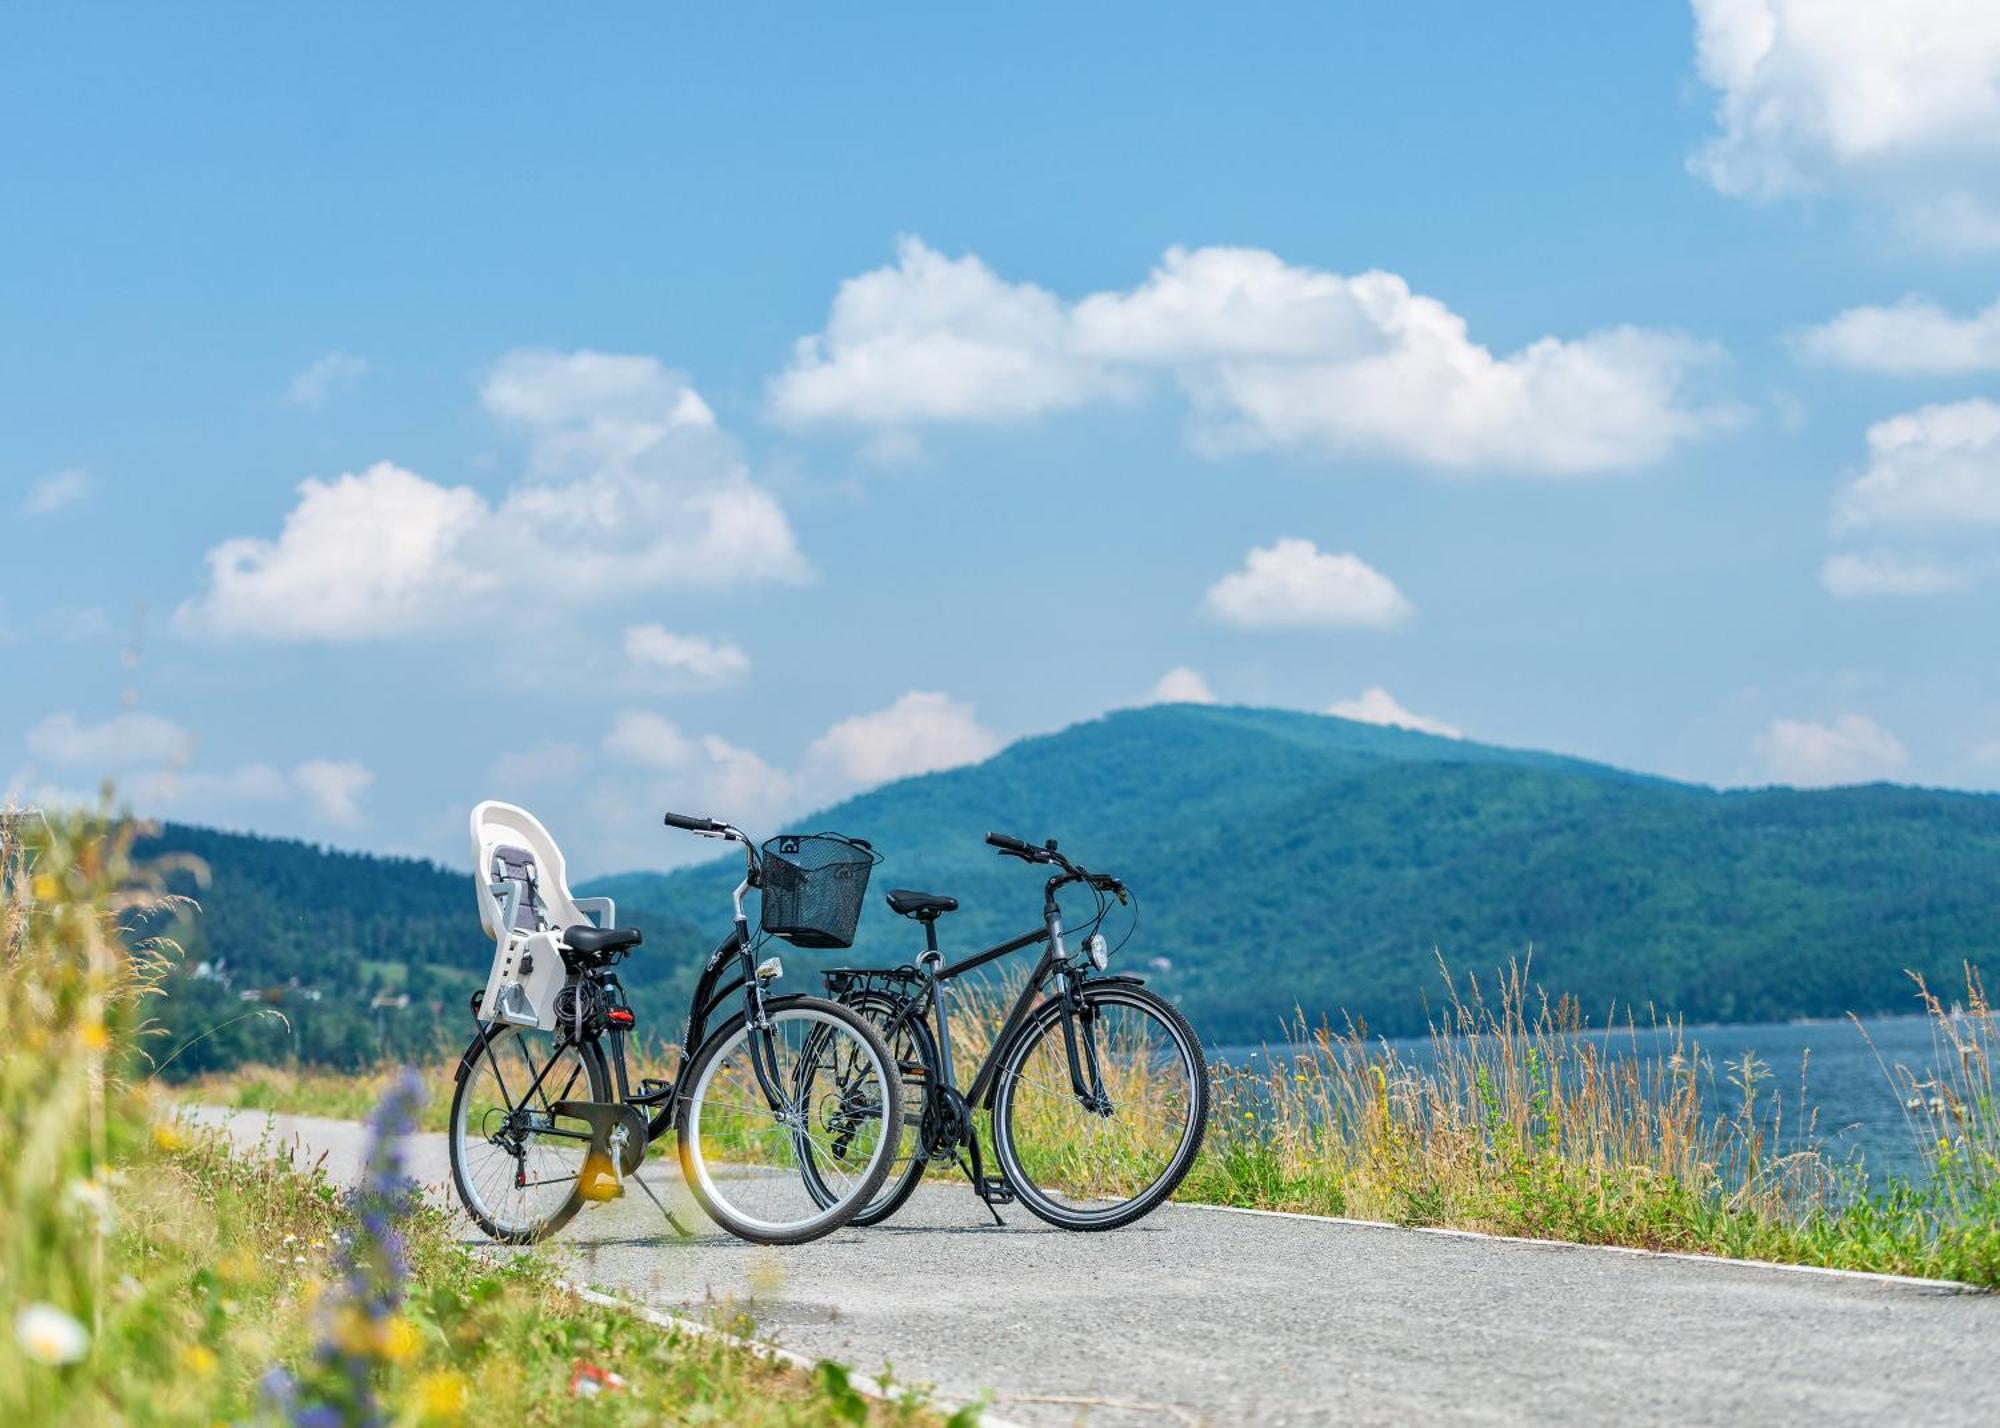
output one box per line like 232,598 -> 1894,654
1085,933 -> 1109,970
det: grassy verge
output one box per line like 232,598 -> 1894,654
1185,963 -> 2000,1285
2,809 -> 949,1425
177,955 -> 2000,1287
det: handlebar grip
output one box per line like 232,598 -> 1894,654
986,832 -> 1037,856
663,811 -> 720,832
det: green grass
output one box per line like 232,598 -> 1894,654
2,809 -> 953,1426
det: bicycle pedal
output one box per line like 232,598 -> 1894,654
976,1177 -> 1016,1205
577,1149 -> 625,1202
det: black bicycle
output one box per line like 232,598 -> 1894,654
819,832 -> 1209,1231
447,813 -> 903,1246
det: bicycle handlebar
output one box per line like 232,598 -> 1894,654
985,831 -> 1128,903
663,811 -> 725,833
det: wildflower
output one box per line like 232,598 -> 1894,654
65,1176 -> 115,1233
179,1343 -> 219,1376
80,1018 -> 110,1051
14,1303 -> 89,1366
378,1315 -> 422,1364
151,1120 -> 188,1152
414,1369 -> 469,1423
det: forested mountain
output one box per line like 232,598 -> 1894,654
134,704 -> 2000,1069
591,706 -> 2000,1041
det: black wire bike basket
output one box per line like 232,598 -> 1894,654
758,833 -> 883,949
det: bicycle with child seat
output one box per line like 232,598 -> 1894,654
815,832 -> 1209,1231
446,812 -> 903,1247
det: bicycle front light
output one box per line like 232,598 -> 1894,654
1084,933 -> 1109,971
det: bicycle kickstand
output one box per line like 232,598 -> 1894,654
628,1169 -> 696,1239
960,1135 -> 1007,1228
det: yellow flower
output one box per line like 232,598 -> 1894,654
413,1369 -> 469,1423
31,873 -> 58,901
179,1344 -> 219,1377
81,1019 -> 110,1051
330,1305 -> 375,1356
378,1315 -> 423,1363
151,1121 -> 189,1153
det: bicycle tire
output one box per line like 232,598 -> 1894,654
675,994 -> 903,1245
991,981 -> 1209,1232
814,988 -> 938,1226
449,1023 -> 611,1244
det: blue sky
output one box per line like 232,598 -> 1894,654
4,2 -> 1998,871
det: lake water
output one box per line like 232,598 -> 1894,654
1218,1013 -> 1970,1183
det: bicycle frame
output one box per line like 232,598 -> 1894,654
455,844 -> 794,1149
861,873 -> 1141,1119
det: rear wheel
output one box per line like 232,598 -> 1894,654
991,982 -> 1208,1231
449,1024 -> 609,1244
675,995 -> 902,1245
812,989 -> 938,1226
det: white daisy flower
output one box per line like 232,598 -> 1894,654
15,1304 -> 89,1366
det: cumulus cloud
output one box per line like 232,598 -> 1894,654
602,711 -> 694,771
1326,687 -> 1463,738
1820,549 -> 1978,597
1796,295 -> 2000,373
772,239 -> 1729,475
292,758 -> 373,827
804,691 -> 1001,790
1689,0 -> 2000,246
623,624 -> 750,685
487,741 -> 587,790
1146,667 -> 1217,705
1833,399 -> 2000,532
28,711 -> 195,768
769,237 -> 1125,428
178,350 -> 806,641
1202,538 -> 1413,630
20,709 -> 369,829
287,350 -> 369,406
1754,713 -> 1908,787
23,468 -> 90,516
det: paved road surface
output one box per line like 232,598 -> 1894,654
189,1106 -> 1998,1426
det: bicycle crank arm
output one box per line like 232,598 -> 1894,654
553,1100 -> 650,1202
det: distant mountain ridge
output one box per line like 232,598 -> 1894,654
139,704 -> 2000,1065
586,705 -> 2000,1040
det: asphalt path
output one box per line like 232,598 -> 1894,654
188,1106 -> 2000,1426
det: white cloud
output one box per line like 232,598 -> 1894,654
287,350 -> 369,406
178,350 -> 806,641
772,239 -> 1729,475
769,237 -> 1124,429
293,758 -> 373,827
1753,713 -> 1908,787
1689,0 -> 2000,246
23,469 -> 90,516
623,624 -> 750,685
1326,687 -> 1463,739
1202,538 -> 1413,631
1796,295 -> 2000,373
133,763 -> 294,812
1820,549 -> 1978,597
694,734 -> 797,821
1833,399 -> 2000,531
602,711 -> 694,771
804,691 -> 1001,791
487,741 -> 587,790
1146,667 -> 1217,705
27,711 -> 194,768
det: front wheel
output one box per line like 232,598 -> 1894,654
991,981 -> 1209,1231
675,994 -> 903,1245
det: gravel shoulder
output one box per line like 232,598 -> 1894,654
187,1105 -> 2000,1427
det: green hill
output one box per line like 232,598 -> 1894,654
136,703 -> 2000,1067
588,705 -> 2000,1041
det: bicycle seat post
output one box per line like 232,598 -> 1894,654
916,925 -> 956,1092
